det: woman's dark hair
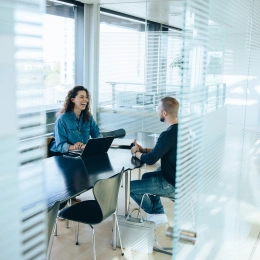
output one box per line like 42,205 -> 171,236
58,86 -> 91,122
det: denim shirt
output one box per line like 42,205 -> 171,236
50,111 -> 102,153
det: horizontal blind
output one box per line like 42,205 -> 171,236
173,0 -> 260,259
173,1 -> 211,258
99,12 -> 184,136
145,30 -> 182,133
99,15 -> 148,133
0,1 -> 22,259
15,1 -> 47,259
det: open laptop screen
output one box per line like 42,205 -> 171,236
67,136 -> 114,157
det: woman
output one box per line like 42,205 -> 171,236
50,86 -> 102,155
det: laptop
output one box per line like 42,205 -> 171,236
65,136 -> 114,158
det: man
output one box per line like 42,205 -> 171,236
130,96 -> 178,226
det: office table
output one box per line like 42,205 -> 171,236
20,148 -> 142,250
20,131 -> 158,213
41,131 -> 158,211
21,132 -> 158,250
20,148 -> 142,210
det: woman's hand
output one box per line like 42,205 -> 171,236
74,142 -> 85,150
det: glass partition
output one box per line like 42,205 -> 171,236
98,4 -> 184,135
99,1 -> 260,259
173,0 -> 260,259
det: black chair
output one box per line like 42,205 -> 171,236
46,201 -> 60,260
101,128 -> 126,187
101,128 -> 126,138
47,136 -> 63,157
59,168 -> 125,260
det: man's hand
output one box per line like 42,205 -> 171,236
131,144 -> 139,155
133,139 -> 145,153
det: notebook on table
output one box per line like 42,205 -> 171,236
65,136 -> 114,158
111,138 -> 134,149
111,138 -> 143,149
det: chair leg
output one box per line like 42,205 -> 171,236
72,221 -> 79,245
90,225 -> 96,260
112,212 -> 117,250
115,214 -> 124,256
138,168 -> 141,180
125,170 -> 130,215
66,199 -> 71,228
121,175 -> 124,187
54,219 -> 57,236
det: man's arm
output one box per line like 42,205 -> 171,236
132,140 -> 152,153
131,132 -> 172,164
139,132 -> 172,165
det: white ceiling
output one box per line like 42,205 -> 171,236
77,0 -> 184,29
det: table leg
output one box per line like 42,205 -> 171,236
112,210 -> 117,250
138,168 -> 141,180
125,170 -> 130,216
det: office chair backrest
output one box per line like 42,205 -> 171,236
47,201 -> 60,242
101,128 -> 126,138
46,136 -> 54,158
93,168 -> 124,220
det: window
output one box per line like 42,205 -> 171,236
43,11 -> 75,105
99,12 -> 146,107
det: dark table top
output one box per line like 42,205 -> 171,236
21,148 -> 142,211
21,132 -> 158,213
43,132 -> 158,207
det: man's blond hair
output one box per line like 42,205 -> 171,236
161,96 -> 179,118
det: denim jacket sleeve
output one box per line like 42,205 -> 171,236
54,118 -> 70,153
90,117 -> 103,138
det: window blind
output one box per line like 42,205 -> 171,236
98,10 -> 183,136
0,0 -> 47,259
0,1 -> 22,259
16,1 -> 47,258
173,0 -> 260,259
99,13 -> 148,133
145,30 -> 182,132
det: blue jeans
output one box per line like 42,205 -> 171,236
130,171 -> 175,214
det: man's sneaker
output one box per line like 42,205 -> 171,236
145,213 -> 153,221
146,213 -> 168,226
